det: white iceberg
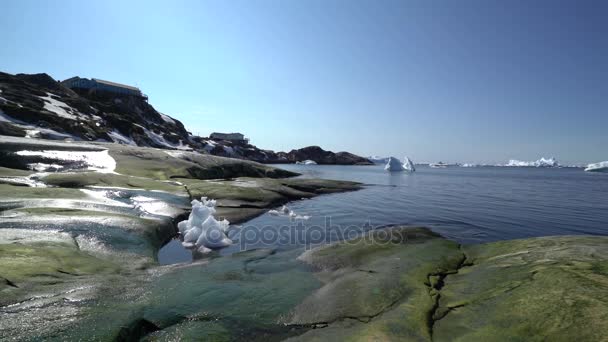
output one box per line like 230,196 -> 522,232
585,161 -> 608,173
402,156 -> 416,172
177,197 -> 232,253
384,156 -> 415,172
506,157 -> 559,167
385,157 -> 405,171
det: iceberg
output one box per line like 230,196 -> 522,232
385,157 -> 405,171
506,157 -> 559,168
585,161 -> 608,173
384,156 -> 415,172
177,197 -> 232,253
403,156 -> 416,172
296,160 -> 317,165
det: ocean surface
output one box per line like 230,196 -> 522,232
159,165 -> 608,264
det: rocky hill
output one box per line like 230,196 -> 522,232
277,145 -> 373,165
0,71 -> 371,165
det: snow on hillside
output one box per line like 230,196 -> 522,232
39,93 -> 88,121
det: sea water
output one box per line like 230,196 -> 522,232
159,165 -> 608,264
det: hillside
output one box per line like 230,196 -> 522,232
0,71 -> 371,165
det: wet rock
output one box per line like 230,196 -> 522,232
179,177 -> 362,223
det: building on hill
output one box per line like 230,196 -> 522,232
61,76 -> 147,100
210,132 -> 248,143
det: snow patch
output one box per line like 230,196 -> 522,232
139,125 -> 192,150
159,113 -> 176,124
15,150 -> 117,173
39,93 -> 85,121
1,108 -> 76,140
108,130 -> 136,146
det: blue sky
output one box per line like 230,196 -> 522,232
1,0 -> 606,164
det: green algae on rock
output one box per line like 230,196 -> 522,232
286,226 -> 465,341
432,235 -> 608,342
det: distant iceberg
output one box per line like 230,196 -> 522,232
177,197 -> 232,253
429,162 -> 448,168
368,156 -> 389,164
384,156 -> 415,172
585,161 -> 608,173
296,160 -> 317,165
506,157 -> 559,168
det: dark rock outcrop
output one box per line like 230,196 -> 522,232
0,71 -> 190,147
275,146 -> 372,165
1,71 -> 371,165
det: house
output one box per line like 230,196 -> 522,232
61,76 -> 147,99
210,132 -> 248,143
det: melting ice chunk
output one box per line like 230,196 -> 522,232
268,205 -> 310,220
177,197 -> 232,253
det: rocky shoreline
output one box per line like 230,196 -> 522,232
0,136 -> 607,340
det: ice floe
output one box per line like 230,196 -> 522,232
585,161 -> 608,173
177,197 -> 232,253
268,205 -> 311,220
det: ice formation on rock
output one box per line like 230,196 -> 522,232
585,161 -> 608,173
177,197 -> 232,253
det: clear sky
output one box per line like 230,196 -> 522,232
1,0 -> 606,164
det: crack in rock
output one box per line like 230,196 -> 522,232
426,246 -> 473,340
